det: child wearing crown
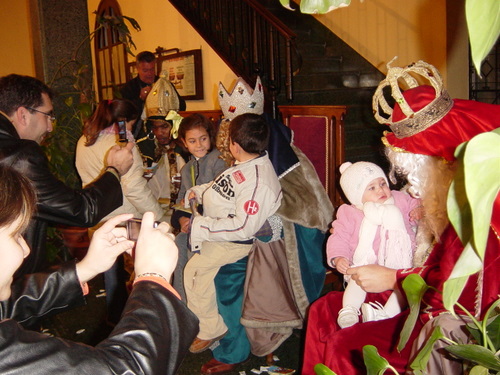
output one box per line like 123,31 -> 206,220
327,161 -> 422,329
183,113 -> 282,354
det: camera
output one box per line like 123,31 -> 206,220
126,218 -> 159,241
117,120 -> 128,143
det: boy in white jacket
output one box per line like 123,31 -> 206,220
184,113 -> 282,353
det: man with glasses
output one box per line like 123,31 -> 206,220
0,74 -> 134,276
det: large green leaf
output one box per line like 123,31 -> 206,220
468,314 -> 500,349
363,345 -> 398,375
462,130 -> 500,259
445,344 -> 500,372
314,363 -> 337,375
409,326 -> 445,374
466,0 -> 500,75
445,129 -> 500,310
279,0 -> 294,10
443,243 -> 482,312
469,365 -> 490,375
398,274 -> 429,351
447,142 -> 473,246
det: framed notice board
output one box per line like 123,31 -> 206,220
157,49 -> 204,100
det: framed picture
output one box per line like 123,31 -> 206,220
157,49 -> 204,100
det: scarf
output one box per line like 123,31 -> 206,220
352,197 -> 413,269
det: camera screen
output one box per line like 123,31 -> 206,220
126,218 -> 159,241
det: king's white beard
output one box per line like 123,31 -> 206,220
385,149 -> 456,266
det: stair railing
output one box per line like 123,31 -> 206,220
169,0 -> 301,118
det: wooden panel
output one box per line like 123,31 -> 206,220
278,105 -> 347,207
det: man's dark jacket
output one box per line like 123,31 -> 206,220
0,113 -> 123,275
119,75 -> 186,114
0,262 -> 199,374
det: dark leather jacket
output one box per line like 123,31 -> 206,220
0,113 -> 123,275
0,261 -> 85,329
0,263 -> 199,374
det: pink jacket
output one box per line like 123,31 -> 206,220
326,190 -> 420,267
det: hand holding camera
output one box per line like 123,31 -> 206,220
76,213 -> 135,284
75,213 -> 178,287
133,212 -> 178,283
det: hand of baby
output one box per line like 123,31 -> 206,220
334,257 -> 350,274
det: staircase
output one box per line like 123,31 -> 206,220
260,0 -> 389,168
170,0 -> 390,168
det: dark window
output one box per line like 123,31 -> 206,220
470,40 -> 499,104
94,0 -> 128,100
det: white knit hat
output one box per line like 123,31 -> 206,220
339,161 -> 388,207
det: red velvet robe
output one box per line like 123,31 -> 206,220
302,197 -> 500,374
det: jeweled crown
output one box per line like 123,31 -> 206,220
372,59 -> 454,139
218,76 -> 264,120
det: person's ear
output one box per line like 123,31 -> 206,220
12,106 -> 29,133
231,141 -> 241,155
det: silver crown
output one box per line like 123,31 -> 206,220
218,76 -> 264,120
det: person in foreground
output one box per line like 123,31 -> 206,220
0,164 -> 199,374
301,60 -> 500,374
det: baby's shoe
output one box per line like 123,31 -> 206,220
337,305 -> 360,328
361,301 -> 389,322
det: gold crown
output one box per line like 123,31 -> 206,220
218,76 -> 264,120
145,71 -> 181,118
372,59 -> 454,139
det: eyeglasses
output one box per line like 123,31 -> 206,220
25,106 -> 56,123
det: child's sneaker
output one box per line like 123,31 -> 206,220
361,301 -> 390,322
337,305 -> 360,328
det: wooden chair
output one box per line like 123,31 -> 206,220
279,105 -> 347,292
278,105 -> 347,208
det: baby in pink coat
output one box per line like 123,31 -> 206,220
327,161 -> 423,328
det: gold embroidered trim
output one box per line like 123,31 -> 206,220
389,91 -> 454,138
